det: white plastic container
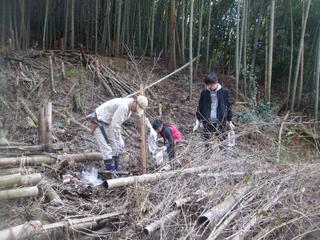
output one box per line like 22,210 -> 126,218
227,130 -> 236,147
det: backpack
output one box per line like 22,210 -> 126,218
169,124 -> 182,142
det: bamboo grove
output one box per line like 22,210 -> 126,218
0,0 -> 319,118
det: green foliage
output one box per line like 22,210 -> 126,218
235,99 -> 279,124
65,68 -> 85,78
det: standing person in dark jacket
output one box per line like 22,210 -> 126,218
194,72 -> 234,141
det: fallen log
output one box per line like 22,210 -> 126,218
0,152 -> 102,167
105,166 -> 211,189
0,173 -> 42,188
0,186 -> 39,200
207,211 -> 238,240
144,210 -> 180,235
197,185 -> 251,226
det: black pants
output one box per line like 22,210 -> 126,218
202,122 -> 226,142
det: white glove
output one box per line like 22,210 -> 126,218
116,137 -> 125,149
193,119 -> 200,132
161,146 -> 167,152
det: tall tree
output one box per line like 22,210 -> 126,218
115,0 -> 122,57
267,0 -> 275,103
168,0 -> 177,71
195,0 -> 204,73
181,0 -> 186,63
189,0 -> 194,99
290,0 -> 311,111
42,0 -> 50,50
235,0 -> 241,100
315,29 -> 320,120
205,0 -> 212,72
70,0 -> 75,50
287,0 -> 294,104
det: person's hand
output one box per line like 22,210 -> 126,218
193,119 -> 201,132
116,137 -> 125,149
161,146 -> 167,152
228,121 -> 235,129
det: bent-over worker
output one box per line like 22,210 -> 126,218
86,96 -> 149,172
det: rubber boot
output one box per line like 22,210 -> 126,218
112,156 -> 119,171
104,159 -> 113,171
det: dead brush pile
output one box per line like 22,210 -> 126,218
0,51 -> 319,240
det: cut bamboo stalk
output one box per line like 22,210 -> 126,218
0,220 -> 43,240
0,152 -> 102,167
49,56 -> 56,93
140,84 -> 147,174
0,186 -> 39,200
61,61 -> 65,80
144,210 -> 180,234
0,143 -> 62,152
174,197 -> 192,208
43,211 -> 123,231
0,173 -> 41,188
0,211 -> 123,240
207,211 -> 238,240
197,185 -> 251,226
44,101 -> 53,152
19,98 -> 38,125
0,168 -> 27,176
38,105 -> 46,145
105,166 -> 210,189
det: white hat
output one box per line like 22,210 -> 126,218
136,95 -> 148,116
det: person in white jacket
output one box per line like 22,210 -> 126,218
86,95 -> 152,172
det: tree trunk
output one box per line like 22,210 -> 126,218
267,0 -> 275,103
206,0 -> 212,72
42,0 -> 50,50
297,3 -> 305,109
235,0 -> 241,100
315,29 -> 320,120
181,0 -> 186,63
95,0 -> 99,55
115,0 -> 122,57
287,0 -> 294,104
64,0 -> 70,49
168,0 -> 177,71
195,0 -> 204,73
70,0 -> 75,50
150,1 -> 156,57
290,0 -> 311,111
189,0 -> 195,99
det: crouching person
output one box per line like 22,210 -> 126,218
152,118 -> 182,170
87,96 -> 148,173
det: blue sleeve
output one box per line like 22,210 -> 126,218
164,127 -> 174,159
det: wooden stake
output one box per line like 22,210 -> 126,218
49,56 -> 56,93
44,101 -> 53,152
140,84 -> 147,174
61,62 -> 65,81
158,103 -> 162,117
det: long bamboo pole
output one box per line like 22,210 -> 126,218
0,152 -> 102,167
127,57 -> 198,98
0,186 -> 39,200
0,211 -> 123,240
140,84 -> 147,174
105,166 -> 210,189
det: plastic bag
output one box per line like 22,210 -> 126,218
148,131 -> 158,155
81,168 -> 103,186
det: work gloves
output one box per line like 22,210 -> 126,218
193,119 -> 202,132
116,137 -> 125,150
